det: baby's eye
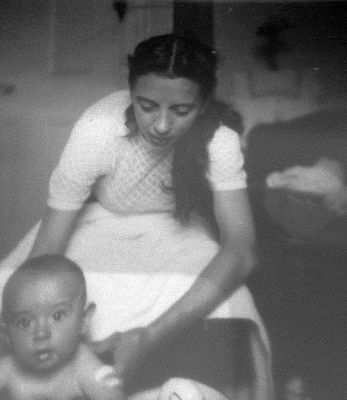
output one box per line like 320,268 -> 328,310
52,310 -> 67,322
15,318 -> 31,329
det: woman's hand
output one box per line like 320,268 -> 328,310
91,327 -> 153,380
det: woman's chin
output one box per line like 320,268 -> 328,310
142,134 -> 173,152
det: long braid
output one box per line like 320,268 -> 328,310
126,34 -> 242,228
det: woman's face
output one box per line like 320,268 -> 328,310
131,73 -> 205,152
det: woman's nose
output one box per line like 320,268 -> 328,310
34,318 -> 51,341
153,110 -> 172,134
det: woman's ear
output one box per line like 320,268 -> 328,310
81,302 -> 96,337
0,314 -> 7,336
198,96 -> 211,116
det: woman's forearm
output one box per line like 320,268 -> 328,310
147,189 -> 258,347
29,206 -> 80,258
92,245 -> 256,381
147,242 -> 256,346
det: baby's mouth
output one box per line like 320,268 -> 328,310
34,348 -> 54,363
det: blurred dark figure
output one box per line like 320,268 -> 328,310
245,109 -> 347,400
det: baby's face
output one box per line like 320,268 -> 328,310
6,272 -> 85,376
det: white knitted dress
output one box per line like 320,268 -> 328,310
48,90 -> 247,214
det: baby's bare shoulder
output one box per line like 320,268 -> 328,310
0,354 -> 14,378
0,355 -> 16,398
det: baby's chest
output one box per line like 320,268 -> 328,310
7,372 -> 83,400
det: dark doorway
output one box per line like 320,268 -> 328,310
173,0 -> 214,47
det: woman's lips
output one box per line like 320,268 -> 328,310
147,132 -> 171,146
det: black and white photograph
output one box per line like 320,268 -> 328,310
0,1 -> 346,399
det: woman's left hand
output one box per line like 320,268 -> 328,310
91,327 -> 153,379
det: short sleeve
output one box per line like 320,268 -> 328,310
206,125 -> 247,191
48,91 -> 129,210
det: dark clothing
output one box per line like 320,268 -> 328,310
102,319 -> 255,395
245,109 -> 347,245
245,110 -> 347,400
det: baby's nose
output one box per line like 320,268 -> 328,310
34,319 -> 51,341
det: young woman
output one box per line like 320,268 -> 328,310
0,34 -> 272,399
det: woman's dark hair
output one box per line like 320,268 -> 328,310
127,33 -> 217,99
126,33 -> 242,227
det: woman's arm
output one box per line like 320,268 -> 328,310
29,206 -> 80,258
148,188 -> 257,340
99,188 -> 257,379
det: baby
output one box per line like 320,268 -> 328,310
0,254 -> 124,400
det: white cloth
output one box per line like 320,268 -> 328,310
48,90 -> 246,213
156,378 -> 228,400
0,204 -> 268,344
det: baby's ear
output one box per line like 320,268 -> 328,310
0,314 -> 10,356
198,97 -> 210,116
81,302 -> 96,337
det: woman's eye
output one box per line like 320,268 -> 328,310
175,110 -> 189,117
139,103 -> 155,113
52,310 -> 67,322
15,318 -> 31,329
173,107 -> 192,117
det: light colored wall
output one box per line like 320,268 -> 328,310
0,0 -> 172,258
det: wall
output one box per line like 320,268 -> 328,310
214,1 -> 347,139
0,0 -> 173,258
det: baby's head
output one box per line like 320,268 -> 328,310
1,254 -> 94,376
